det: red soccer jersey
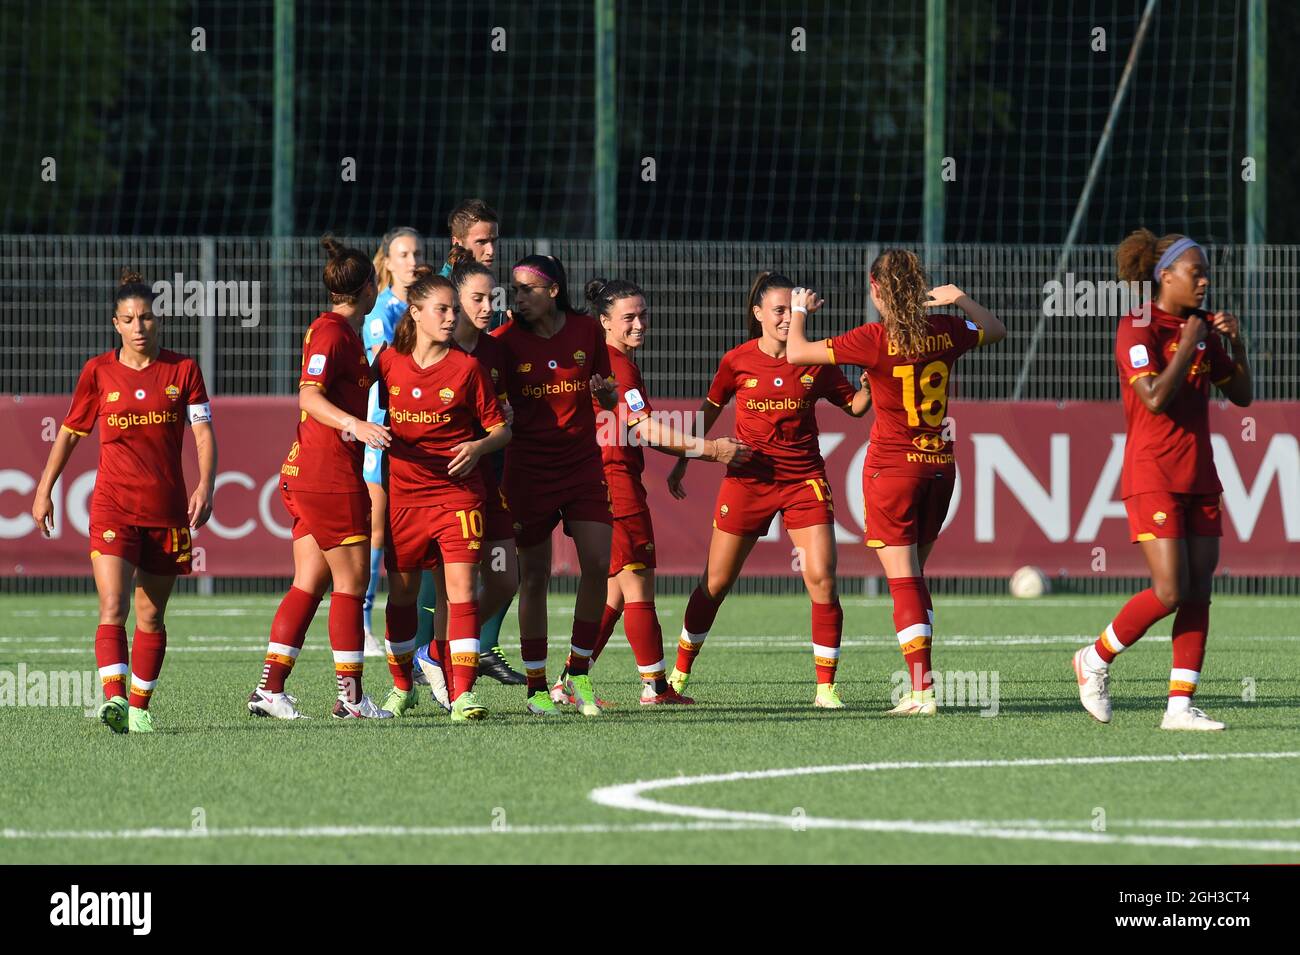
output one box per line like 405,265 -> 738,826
493,311 -> 612,486
826,313 -> 982,476
280,312 -> 371,493
599,345 -> 654,515
376,347 -> 505,508
62,349 -> 210,527
1115,305 -> 1237,497
459,329 -> 511,403
706,338 -> 856,482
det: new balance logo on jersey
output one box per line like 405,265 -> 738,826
106,392 -> 120,402
517,363 -> 532,373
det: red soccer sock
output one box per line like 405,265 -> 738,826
94,624 -> 129,701
676,586 -> 721,674
888,576 -> 932,691
624,601 -> 667,687
128,628 -> 166,710
520,636 -> 548,693
588,604 -> 623,665
384,602 -> 419,692
811,599 -> 843,685
261,586 -> 321,693
1169,599 -> 1209,698
566,617 -> 600,676
329,591 -> 366,704
447,600 -> 480,700
1095,588 -> 1173,664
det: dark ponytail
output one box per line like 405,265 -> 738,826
394,264 -> 456,355
745,271 -> 794,339
450,257 -> 494,292
585,277 -> 644,318
321,234 -> 375,305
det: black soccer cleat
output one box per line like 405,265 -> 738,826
478,645 -> 526,685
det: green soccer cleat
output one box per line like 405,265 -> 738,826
451,690 -> 489,722
383,686 -> 420,717
566,674 -> 603,717
98,697 -> 129,734
814,683 -> 846,709
526,690 -> 562,716
128,706 -> 155,733
668,667 -> 691,696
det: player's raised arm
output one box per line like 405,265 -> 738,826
926,284 -> 1006,346
784,286 -> 830,365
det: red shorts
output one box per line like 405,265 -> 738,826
281,486 -> 370,550
89,519 -> 194,576
863,469 -> 955,548
507,477 -> 613,549
713,474 -> 834,538
385,503 -> 485,571
610,509 -> 656,576
480,462 -> 514,541
1124,491 -> 1222,542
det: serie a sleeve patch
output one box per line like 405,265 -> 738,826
1128,344 -> 1150,369
624,387 -> 646,413
307,353 -> 327,375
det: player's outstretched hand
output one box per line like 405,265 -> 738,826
791,287 -> 824,315
712,437 -> 751,466
499,399 -> 514,427
188,484 -> 214,530
667,458 -> 689,500
32,493 -> 54,538
344,418 -> 391,449
925,284 -> 966,307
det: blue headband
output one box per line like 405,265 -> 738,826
1153,237 -> 1203,282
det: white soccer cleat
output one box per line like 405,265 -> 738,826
1072,648 -> 1112,724
247,687 -> 310,720
363,628 -> 385,659
1160,706 -> 1225,731
886,690 -> 937,716
332,694 -> 394,720
415,649 -> 452,713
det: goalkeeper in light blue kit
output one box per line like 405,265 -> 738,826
360,227 -> 425,655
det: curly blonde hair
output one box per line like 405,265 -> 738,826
870,249 -> 932,359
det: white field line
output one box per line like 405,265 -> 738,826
588,752 -> 1300,854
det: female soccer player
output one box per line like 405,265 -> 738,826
553,278 -> 750,706
247,236 -> 394,720
1071,230 -> 1252,730
375,265 -> 510,721
31,269 -> 217,734
492,254 -> 618,716
667,272 -> 871,707
361,227 -> 424,655
785,249 -> 1005,716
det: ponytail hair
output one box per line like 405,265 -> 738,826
371,226 -> 422,293
745,271 -> 794,339
1116,227 -> 1187,284
393,264 -> 456,355
513,254 -> 578,317
585,277 -> 644,318
321,234 -> 375,305
869,249 -> 931,360
114,268 -> 153,309
450,257 -> 494,293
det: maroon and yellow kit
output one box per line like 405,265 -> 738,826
493,312 -> 614,546
62,348 -> 211,574
600,345 -> 657,574
377,346 -> 505,569
706,339 -> 855,537
1115,305 -> 1239,541
460,331 -> 514,541
279,312 -> 372,548
824,313 -> 982,547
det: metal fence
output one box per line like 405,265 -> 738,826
3,237 -> 1296,403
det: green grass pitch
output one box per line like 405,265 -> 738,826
1,592 -> 1297,864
